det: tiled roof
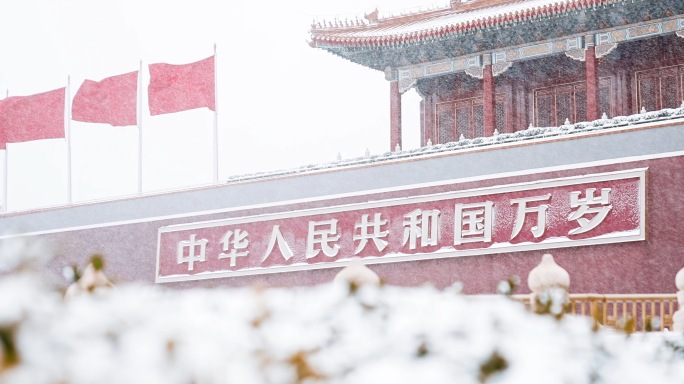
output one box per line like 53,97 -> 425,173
310,0 -> 626,48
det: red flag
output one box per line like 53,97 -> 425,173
148,55 -> 215,116
72,71 -> 138,126
0,88 -> 65,150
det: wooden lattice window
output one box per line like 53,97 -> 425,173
436,94 -> 506,143
534,78 -> 611,126
636,65 -> 684,112
436,103 -> 455,143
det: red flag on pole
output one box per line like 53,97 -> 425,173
148,55 -> 215,116
72,71 -> 138,126
0,88 -> 65,150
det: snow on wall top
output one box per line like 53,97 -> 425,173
226,107 -> 684,183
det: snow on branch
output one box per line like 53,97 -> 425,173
0,243 -> 683,382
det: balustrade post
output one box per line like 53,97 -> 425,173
527,254 -> 570,316
673,267 -> 684,331
334,258 -> 380,288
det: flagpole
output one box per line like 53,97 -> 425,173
138,60 -> 143,195
1,150 -> 7,213
66,76 -> 73,204
2,90 -> 7,212
213,43 -> 219,184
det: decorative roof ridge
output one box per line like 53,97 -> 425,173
311,0 -> 629,48
368,4 -> 453,26
311,1 -> 538,31
310,15 -> 370,31
311,3 -> 451,32
364,0 -> 533,30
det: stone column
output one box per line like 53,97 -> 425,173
585,35 -> 600,122
390,81 -> 402,151
673,266 -> 684,332
483,54 -> 496,137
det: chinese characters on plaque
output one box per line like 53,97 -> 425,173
158,169 -> 645,283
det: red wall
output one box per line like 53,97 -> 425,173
40,154 -> 684,294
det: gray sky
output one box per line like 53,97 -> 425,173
0,0 -> 445,211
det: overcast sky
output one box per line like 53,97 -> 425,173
0,0 -> 448,211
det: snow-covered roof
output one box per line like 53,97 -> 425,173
311,0 -> 622,49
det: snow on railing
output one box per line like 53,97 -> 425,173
511,293 -> 679,332
226,106 -> 684,183
503,254 -> 680,332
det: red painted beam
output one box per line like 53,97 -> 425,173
483,65 -> 496,136
586,46 -> 600,121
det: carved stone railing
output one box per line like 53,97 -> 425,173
515,253 -> 683,332
512,293 -> 679,332
333,253 -> 684,332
